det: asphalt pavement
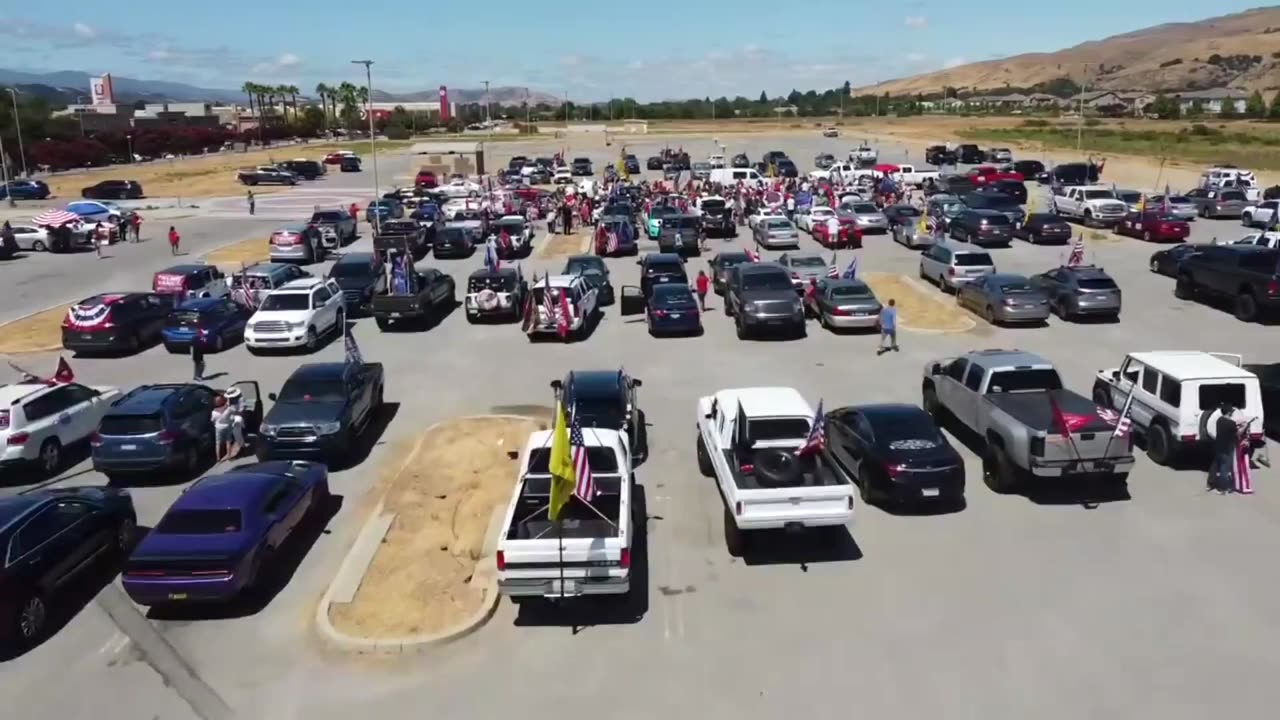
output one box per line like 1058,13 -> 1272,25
2,134 -> 1279,720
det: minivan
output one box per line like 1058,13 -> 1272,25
709,168 -> 764,187
918,240 -> 997,293
92,383 -> 220,481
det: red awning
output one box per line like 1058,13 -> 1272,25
32,209 -> 83,227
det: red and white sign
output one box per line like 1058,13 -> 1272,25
152,273 -> 187,294
439,86 -> 450,121
90,74 -> 115,106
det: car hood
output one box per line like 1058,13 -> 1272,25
133,529 -> 253,560
264,401 -> 346,426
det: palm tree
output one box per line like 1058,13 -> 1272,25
315,83 -> 331,132
240,81 -> 256,133
337,81 -> 359,129
284,85 -> 300,123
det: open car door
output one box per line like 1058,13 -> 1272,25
230,381 -> 263,435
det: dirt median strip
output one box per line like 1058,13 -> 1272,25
0,305 -> 71,355
860,272 -> 975,334
201,235 -> 271,269
536,232 -> 590,259
327,415 -> 543,640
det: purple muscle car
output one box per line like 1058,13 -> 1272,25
123,460 -> 329,605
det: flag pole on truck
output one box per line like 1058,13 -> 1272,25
547,400 -> 575,603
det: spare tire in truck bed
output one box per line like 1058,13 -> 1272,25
753,448 -> 802,487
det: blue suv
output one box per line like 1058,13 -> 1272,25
92,384 -> 217,482
162,297 -> 251,354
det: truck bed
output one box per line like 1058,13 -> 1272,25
370,293 -> 428,316
506,475 -> 623,540
986,390 -> 1113,435
721,449 -> 843,490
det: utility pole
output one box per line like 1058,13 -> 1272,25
0,131 -> 13,207
1077,62 -> 1100,156
351,60 -> 381,233
6,88 -> 27,177
563,91 -> 568,122
483,80 -> 492,138
75,96 -> 87,137
525,87 -> 531,128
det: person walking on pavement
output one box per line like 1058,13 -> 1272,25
561,201 -> 574,234
877,299 -> 899,354
1,220 -> 16,254
694,270 -> 710,311
167,226 -> 181,255
191,341 -> 205,381
247,190 -> 256,216
94,222 -> 107,258
130,212 -> 142,242
1208,402 -> 1241,493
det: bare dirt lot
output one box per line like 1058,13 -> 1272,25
0,305 -> 70,355
328,415 -> 542,639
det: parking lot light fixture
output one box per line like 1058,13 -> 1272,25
351,59 -> 380,231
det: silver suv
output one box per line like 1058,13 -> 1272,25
919,239 -> 996,293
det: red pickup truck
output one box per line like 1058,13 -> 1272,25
967,165 -> 1024,185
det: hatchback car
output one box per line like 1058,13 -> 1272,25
919,240 -> 996,293
81,180 -> 144,200
162,297 -> 251,353
1184,187 -> 1250,219
956,273 -> 1050,325
1029,265 -> 1122,321
91,383 -> 221,482
948,209 -> 1014,247
1014,213 -> 1072,245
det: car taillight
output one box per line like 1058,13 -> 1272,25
739,464 -> 753,474
830,306 -> 849,316
734,501 -> 743,516
884,463 -> 905,477
197,326 -> 209,336
0,410 -> 8,430
619,548 -> 631,569
125,570 -> 168,577
7,432 -> 30,446
790,272 -> 800,279
847,496 -> 854,510
156,430 -> 177,445
652,309 -> 666,318
89,432 -> 103,447
189,570 -> 231,577
947,267 -> 956,276
495,550 -> 505,571
1180,434 -> 1197,443
1268,278 -> 1279,296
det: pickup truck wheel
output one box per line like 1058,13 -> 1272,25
696,434 -> 714,477
1092,384 -> 1112,409
1234,292 -> 1259,322
1084,210 -> 1094,226
1174,274 -> 1195,300
1146,422 -> 1174,466
983,445 -> 1020,494
375,317 -> 392,331
735,317 -> 747,340
723,507 -> 745,558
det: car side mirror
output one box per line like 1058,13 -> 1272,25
1110,370 -> 1119,380
268,392 -> 278,401
549,380 -> 563,391
704,411 -> 714,419
930,362 -> 942,375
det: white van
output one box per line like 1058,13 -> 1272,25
709,168 -> 764,188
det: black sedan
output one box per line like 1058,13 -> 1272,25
81,180 -> 144,200
708,251 -> 752,294
1149,243 -> 1208,277
621,283 -> 702,336
825,404 -> 964,506
1,488 -> 137,647
1012,160 -> 1046,179
882,203 -> 922,229
1014,213 -> 1073,245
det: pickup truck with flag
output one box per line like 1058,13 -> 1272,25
496,426 -> 634,600
921,349 -> 1135,493
695,387 -> 855,556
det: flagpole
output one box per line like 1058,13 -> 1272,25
1100,380 -> 1137,462
557,517 -> 566,601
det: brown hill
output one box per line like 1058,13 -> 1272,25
855,7 -> 1280,97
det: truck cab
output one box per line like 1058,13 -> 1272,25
497,429 -> 632,600
695,387 -> 854,556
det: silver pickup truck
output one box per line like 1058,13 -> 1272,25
922,349 -> 1135,493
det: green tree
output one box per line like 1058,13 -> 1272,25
1269,91 -> 1280,119
1149,94 -> 1181,120
758,91 -> 768,104
1220,97 -> 1238,119
1246,90 -> 1266,118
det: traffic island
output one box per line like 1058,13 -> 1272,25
537,232 -> 591,259
202,236 -> 270,269
860,272 -> 976,334
317,415 -> 544,653
0,305 -> 71,355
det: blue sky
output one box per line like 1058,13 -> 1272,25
3,1 -> 1267,100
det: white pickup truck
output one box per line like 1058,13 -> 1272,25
695,386 -> 854,556
1050,185 -> 1129,226
496,428 -> 633,600
892,164 -> 941,187
850,145 -> 878,166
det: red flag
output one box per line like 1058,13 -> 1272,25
53,356 -> 75,385
1048,395 -> 1090,438
556,293 -> 571,340
520,289 -> 535,334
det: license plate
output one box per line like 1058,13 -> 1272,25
120,444 -> 137,451
390,312 -> 401,318
669,313 -> 681,319
921,488 -> 940,497
168,593 -> 187,600
81,333 -> 93,340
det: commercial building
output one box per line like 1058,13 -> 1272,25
409,141 -> 485,176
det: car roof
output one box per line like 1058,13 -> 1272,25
176,297 -> 229,312
244,262 -> 295,275
853,403 -> 932,422
643,253 -> 683,264
824,278 -> 871,290
987,273 -> 1030,283
968,209 -> 1006,217
111,384 -> 190,413
781,251 -> 823,261
568,370 -> 624,396
1058,264 -> 1110,278
279,277 -> 326,291
964,349 -> 1052,368
159,264 -> 211,275
1127,351 -> 1258,381
288,363 -> 348,381
468,267 -> 518,278
938,239 -> 988,254
334,252 -> 376,264
719,387 -> 812,418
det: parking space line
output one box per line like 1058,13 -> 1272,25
97,631 -> 128,656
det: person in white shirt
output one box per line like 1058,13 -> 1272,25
826,216 -> 841,242
212,388 -> 246,463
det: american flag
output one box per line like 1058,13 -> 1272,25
483,238 -> 500,272
1067,235 -> 1085,267
841,255 -> 859,280
797,399 -> 826,457
745,247 -> 759,262
567,392 -> 596,500
1235,433 -> 1254,494
540,273 -> 556,329
606,227 -> 619,255
826,252 -> 840,278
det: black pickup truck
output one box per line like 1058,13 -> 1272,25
370,266 -> 456,330
373,219 -> 430,259
1174,244 -> 1280,322
258,362 -> 385,464
327,252 -> 386,314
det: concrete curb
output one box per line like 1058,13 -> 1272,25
314,414 -> 535,654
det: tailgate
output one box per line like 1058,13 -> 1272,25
1041,430 -> 1133,465
737,486 -> 853,528
370,295 -> 423,314
499,538 -> 627,593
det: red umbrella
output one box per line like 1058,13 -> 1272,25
32,209 -> 83,227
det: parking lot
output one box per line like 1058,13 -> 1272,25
2,132 -> 1279,720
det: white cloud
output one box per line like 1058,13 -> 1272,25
904,15 -> 927,28
72,22 -> 96,39
250,53 -> 303,75
943,56 -> 968,69
560,55 -> 582,68
277,53 -> 300,68
148,49 -> 173,61
906,52 -> 928,63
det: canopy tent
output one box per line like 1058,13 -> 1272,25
32,209 -> 83,227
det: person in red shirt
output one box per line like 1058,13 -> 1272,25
130,212 -> 142,242
349,202 -> 360,222
694,270 -> 710,311
168,226 -> 180,255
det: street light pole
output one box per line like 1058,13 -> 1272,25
7,88 -> 27,177
0,131 -> 13,207
351,60 -> 381,232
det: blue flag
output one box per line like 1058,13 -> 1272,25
841,255 -> 858,279
391,253 -> 409,295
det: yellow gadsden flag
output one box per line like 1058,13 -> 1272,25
1024,193 -> 1037,223
547,401 -> 576,523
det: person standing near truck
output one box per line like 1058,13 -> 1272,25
167,226 -> 180,255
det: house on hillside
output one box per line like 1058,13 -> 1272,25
1175,89 -> 1249,115
1024,93 -> 1060,108
1115,92 -> 1156,117
1062,91 -> 1129,116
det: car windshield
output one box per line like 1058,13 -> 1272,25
830,285 -> 873,299
741,271 -> 794,291
981,215 -> 1012,226
651,206 -> 677,217
1116,192 -> 1140,203
1169,196 -> 1190,204
155,509 -> 243,535
997,279 -> 1034,294
788,256 -> 826,268
987,369 -> 1064,393
1077,277 -> 1118,290
1083,190 -> 1116,200
329,262 -> 373,279
668,217 -> 698,229
954,253 -> 994,267
277,377 -> 346,402
764,220 -> 793,231
572,398 -> 625,430
748,418 -> 812,443
566,258 -> 605,275
258,293 -> 310,311
940,203 -> 963,216
99,413 -> 164,436
717,254 -> 748,267
978,194 -> 1019,209
852,204 -> 878,214
890,206 -> 921,217
439,228 -> 468,242
311,212 -> 346,223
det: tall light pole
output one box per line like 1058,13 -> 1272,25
483,80 -> 491,139
1076,63 -> 1100,156
0,131 -> 13,207
351,60 -> 381,232
6,88 -> 27,176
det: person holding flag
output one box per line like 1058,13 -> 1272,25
483,236 -> 501,273
1067,235 -> 1086,267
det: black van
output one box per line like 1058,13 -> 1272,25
1048,162 -> 1100,186
280,160 -> 325,180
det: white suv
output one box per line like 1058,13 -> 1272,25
0,382 -> 120,477
244,278 -> 346,353
1093,351 -> 1265,466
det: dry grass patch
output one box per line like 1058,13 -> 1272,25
202,236 -> 271,269
0,305 -> 70,354
861,272 -> 975,333
537,232 -> 589,259
328,415 -> 543,639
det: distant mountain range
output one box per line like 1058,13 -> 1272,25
0,69 -> 563,108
